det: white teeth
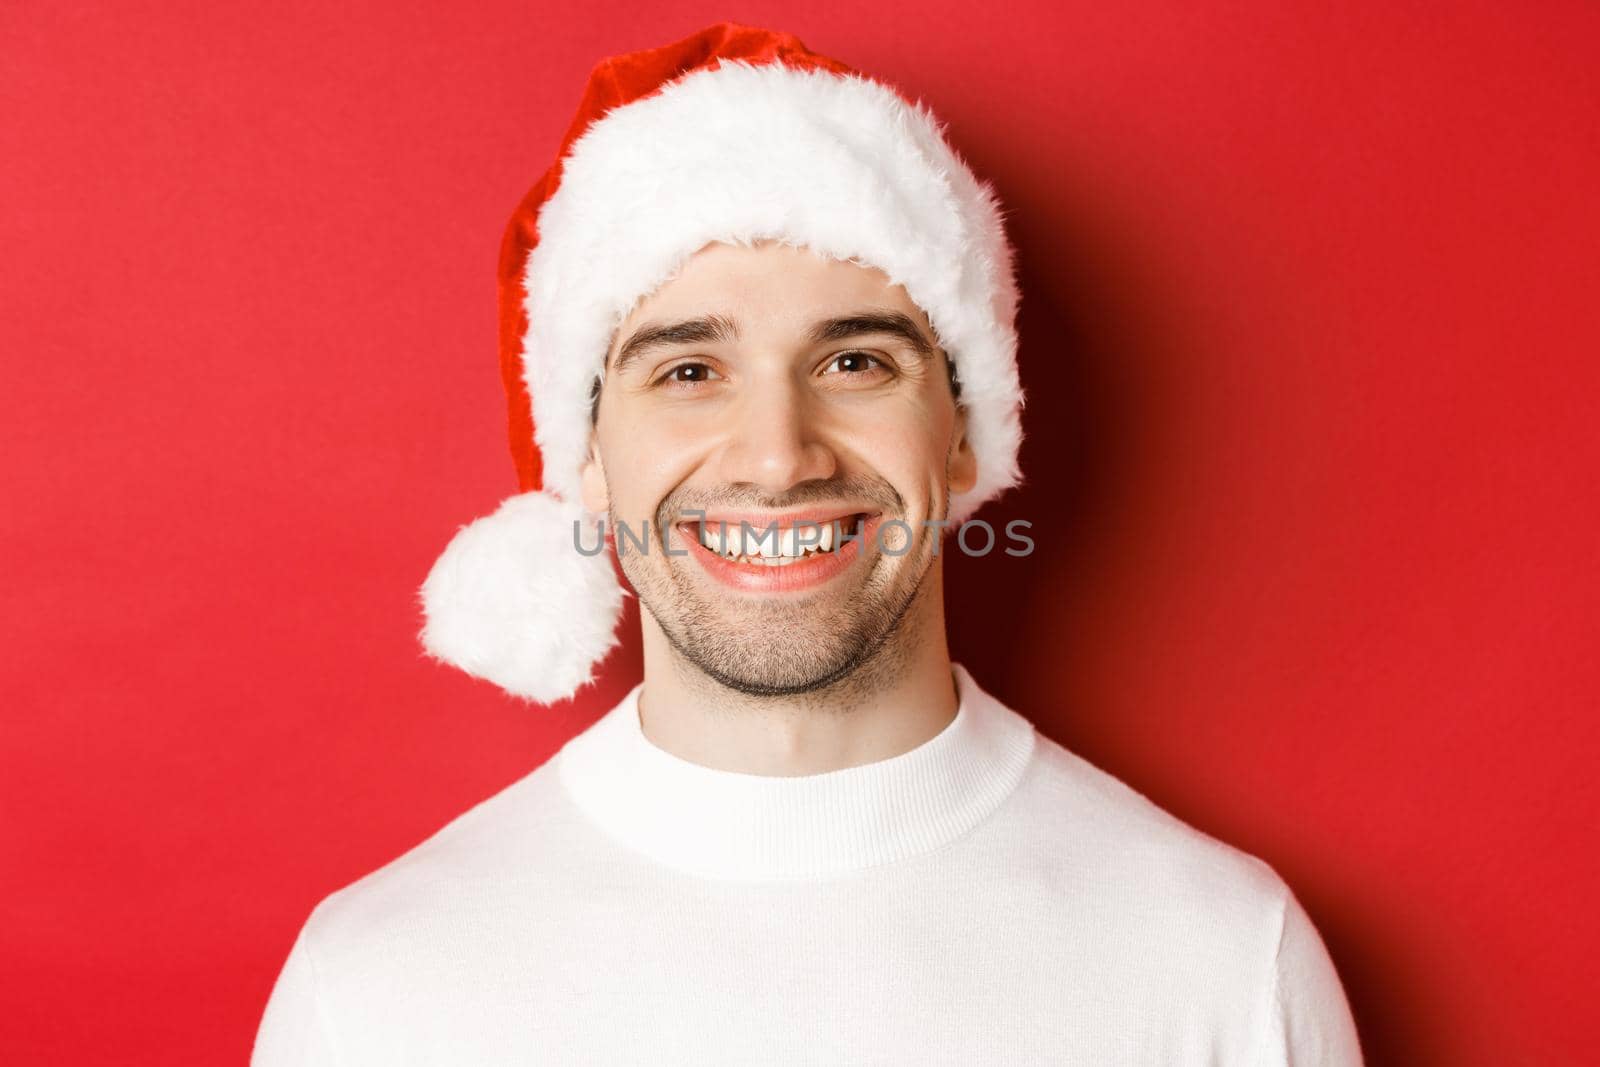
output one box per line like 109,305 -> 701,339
794,524 -> 830,554
695,516 -> 858,565
697,522 -> 741,558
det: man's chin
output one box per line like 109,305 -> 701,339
673,591 -> 872,686
680,645 -> 871,697
633,538 -> 927,694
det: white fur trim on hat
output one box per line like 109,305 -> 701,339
524,60 -> 1024,527
418,491 -> 625,704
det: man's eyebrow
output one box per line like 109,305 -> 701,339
808,312 -> 936,360
610,314 -> 740,376
607,309 -> 938,377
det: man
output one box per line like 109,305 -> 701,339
253,22 -> 1365,1065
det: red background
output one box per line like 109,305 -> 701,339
4,3 -> 1596,1063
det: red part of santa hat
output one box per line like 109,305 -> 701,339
419,22 -> 1025,705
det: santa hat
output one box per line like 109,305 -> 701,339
417,22 -> 1025,705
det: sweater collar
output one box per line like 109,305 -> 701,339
557,662 -> 1037,882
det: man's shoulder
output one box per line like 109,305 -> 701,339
1003,727 -> 1293,927
968,705 -> 1353,1059
295,749 -> 587,960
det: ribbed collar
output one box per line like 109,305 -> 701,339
556,663 -> 1038,882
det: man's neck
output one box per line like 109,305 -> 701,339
634,582 -> 960,777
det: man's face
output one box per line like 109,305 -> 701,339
581,239 -> 978,696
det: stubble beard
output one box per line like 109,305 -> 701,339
616,511 -> 938,699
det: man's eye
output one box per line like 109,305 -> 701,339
657,362 -> 722,387
822,351 -> 887,376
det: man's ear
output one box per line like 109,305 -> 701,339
579,433 -> 610,513
947,405 -> 978,496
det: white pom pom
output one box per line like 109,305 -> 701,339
417,491 -> 624,705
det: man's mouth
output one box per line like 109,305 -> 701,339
677,512 -> 872,568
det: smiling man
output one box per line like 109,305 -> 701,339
582,239 -> 976,771
253,23 -> 1364,1067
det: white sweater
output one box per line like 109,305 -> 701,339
253,664 -> 1364,1065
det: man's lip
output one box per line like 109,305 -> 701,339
677,512 -> 886,594
673,509 -> 880,533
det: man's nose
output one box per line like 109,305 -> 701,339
712,377 -> 838,495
